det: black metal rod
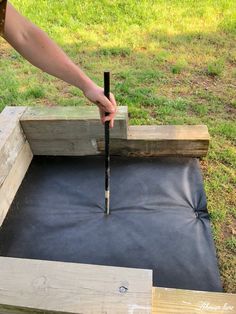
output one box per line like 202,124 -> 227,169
104,71 -> 110,215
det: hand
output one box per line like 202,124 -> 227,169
83,83 -> 117,128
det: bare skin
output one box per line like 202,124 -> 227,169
3,2 -> 117,127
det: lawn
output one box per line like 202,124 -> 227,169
0,0 -> 235,292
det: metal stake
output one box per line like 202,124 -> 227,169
104,71 -> 110,215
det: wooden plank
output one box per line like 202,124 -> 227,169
21,106 -> 127,120
152,287 -> 236,314
20,106 -> 128,140
128,125 -> 210,140
0,106 -> 27,187
21,110 -> 210,157
0,257 -> 152,314
29,138 -> 100,156
97,125 -> 210,157
103,139 -> 209,157
0,142 -> 33,226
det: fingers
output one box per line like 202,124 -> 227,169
98,92 -> 117,128
104,112 -> 116,128
109,117 -> 114,128
99,108 -> 116,128
98,94 -> 115,114
107,93 -> 117,128
109,93 -> 117,112
99,108 -> 105,124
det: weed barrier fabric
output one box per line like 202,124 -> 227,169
0,156 -> 222,291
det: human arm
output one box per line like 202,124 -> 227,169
3,2 -> 116,126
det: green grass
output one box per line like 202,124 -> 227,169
171,59 -> 188,74
207,59 -> 225,76
0,0 -> 236,292
226,236 -> 236,253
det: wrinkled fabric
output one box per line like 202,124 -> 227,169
0,156 -> 222,291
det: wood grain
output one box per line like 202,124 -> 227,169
0,106 -> 32,226
20,106 -> 128,140
128,125 -> 210,140
20,106 -> 210,157
0,141 -> 33,225
29,138 -> 100,156
0,257 -> 152,314
152,287 -> 236,314
98,125 -> 210,157
0,106 -> 27,187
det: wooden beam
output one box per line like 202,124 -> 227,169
0,106 -> 27,187
20,105 -> 128,140
128,125 -> 210,140
0,257 -> 152,314
98,125 -> 210,157
152,287 -> 236,314
20,105 -> 210,157
0,106 -> 33,226
27,138 -> 100,156
20,106 -> 128,156
0,142 -> 33,225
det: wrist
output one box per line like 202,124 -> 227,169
80,79 -> 97,96
65,61 -> 96,94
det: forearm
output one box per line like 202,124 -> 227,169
4,3 -> 94,92
3,2 -> 117,127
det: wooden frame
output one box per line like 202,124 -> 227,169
20,106 -> 209,157
1,105 -> 235,314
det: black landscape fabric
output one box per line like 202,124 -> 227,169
0,156 -> 222,291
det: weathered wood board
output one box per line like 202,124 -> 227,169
0,106 -> 33,226
99,125 -> 210,157
127,125 -> 210,140
0,257 -> 152,314
0,142 -> 33,225
20,105 -> 128,139
25,138 -> 100,156
20,106 -> 210,157
0,106 -> 27,186
152,287 -> 236,314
